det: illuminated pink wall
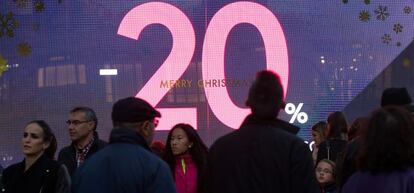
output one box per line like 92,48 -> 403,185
118,2 -> 289,130
118,2 -> 197,130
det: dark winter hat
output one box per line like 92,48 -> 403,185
112,97 -> 161,123
245,70 -> 284,118
381,87 -> 412,107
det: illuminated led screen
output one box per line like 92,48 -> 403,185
0,0 -> 413,166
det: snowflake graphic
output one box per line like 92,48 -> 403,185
32,23 -> 40,31
381,34 -> 391,44
0,12 -> 19,38
403,58 -> 412,68
17,42 -> 32,56
34,0 -> 45,12
404,6 -> 411,14
374,5 -> 389,21
359,10 -> 370,22
396,42 -> 401,47
393,23 -> 403,34
342,0 -> 369,4
13,0 -> 30,9
0,64 -> 8,76
0,54 -> 8,76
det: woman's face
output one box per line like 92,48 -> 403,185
170,127 -> 192,156
315,161 -> 334,184
22,123 -> 48,158
312,130 -> 323,146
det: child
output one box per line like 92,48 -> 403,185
316,159 -> 337,193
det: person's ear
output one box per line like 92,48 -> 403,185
86,121 -> 95,131
43,141 -> 50,150
142,121 -> 155,137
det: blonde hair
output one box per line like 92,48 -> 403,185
311,121 -> 328,141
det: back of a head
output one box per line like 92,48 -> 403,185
111,97 -> 161,128
245,70 -> 284,119
381,87 -> 412,107
348,117 -> 369,141
358,106 -> 414,173
327,111 -> 347,139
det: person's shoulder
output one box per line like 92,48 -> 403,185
94,143 -> 155,159
209,129 -> 240,151
210,124 -> 303,151
2,161 -> 25,182
319,140 -> 328,148
261,123 -> 304,143
91,138 -> 107,151
59,145 -> 74,154
273,118 -> 301,134
81,143 -> 168,171
57,145 -> 75,160
398,167 -> 414,178
95,138 -> 108,146
3,162 -> 22,174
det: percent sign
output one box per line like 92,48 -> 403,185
285,103 -> 308,124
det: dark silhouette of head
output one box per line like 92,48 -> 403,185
111,97 -> 161,145
348,117 -> 369,141
327,111 -> 348,139
357,106 -> 414,173
381,87 -> 412,107
245,70 -> 284,119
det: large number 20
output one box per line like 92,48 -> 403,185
118,2 -> 289,130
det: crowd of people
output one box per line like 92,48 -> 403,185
0,70 -> 414,193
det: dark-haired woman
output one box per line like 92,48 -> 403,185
163,123 -> 208,193
342,107 -> 414,193
317,111 -> 348,164
1,120 -> 70,193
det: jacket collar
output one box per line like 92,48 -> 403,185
240,114 -> 300,134
71,131 -> 99,149
109,128 -> 150,151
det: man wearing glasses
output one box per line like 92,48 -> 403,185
58,107 -> 107,176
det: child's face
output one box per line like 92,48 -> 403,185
315,161 -> 334,184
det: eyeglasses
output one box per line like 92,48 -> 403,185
66,120 -> 91,126
315,168 -> 333,174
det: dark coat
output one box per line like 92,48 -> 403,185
241,114 -> 300,135
316,138 -> 347,164
321,182 -> 338,193
336,138 -> 360,190
205,114 -> 319,193
57,134 -> 107,176
72,128 -> 176,193
1,154 -> 70,193
342,168 -> 414,193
